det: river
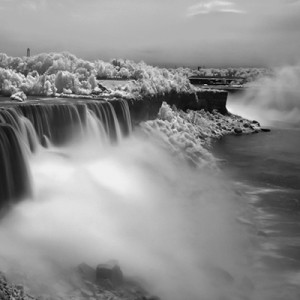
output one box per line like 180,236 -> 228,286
211,89 -> 300,299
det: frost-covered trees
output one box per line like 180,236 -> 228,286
0,51 -> 194,98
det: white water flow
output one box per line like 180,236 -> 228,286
7,98 -> 300,299
228,64 -> 300,127
0,110 -> 261,300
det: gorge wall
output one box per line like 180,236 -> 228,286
128,89 -> 228,125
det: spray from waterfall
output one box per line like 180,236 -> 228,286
0,131 -> 257,300
0,98 -> 259,300
227,64 -> 300,127
0,99 -> 132,208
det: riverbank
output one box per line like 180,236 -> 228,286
142,102 -> 263,169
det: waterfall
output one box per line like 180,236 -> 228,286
0,125 -> 32,210
0,97 -> 283,300
0,115 -> 258,300
0,99 -> 132,209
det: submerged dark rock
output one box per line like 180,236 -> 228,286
261,128 -> 271,132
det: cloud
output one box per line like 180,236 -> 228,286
287,0 -> 300,4
187,0 -> 246,16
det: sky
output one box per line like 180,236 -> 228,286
0,0 -> 300,67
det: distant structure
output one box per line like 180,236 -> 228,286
189,75 -> 244,86
27,48 -> 30,57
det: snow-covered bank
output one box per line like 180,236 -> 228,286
142,102 -> 262,169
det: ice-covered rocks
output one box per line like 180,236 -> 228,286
142,102 -> 263,169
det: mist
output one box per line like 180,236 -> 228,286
0,132 -> 255,300
227,63 -> 300,127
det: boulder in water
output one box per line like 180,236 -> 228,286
10,91 -> 27,102
234,127 -> 243,134
261,128 -> 271,132
251,120 -> 260,126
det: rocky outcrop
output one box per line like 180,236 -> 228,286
196,90 -> 228,114
96,262 -> 123,286
0,263 -> 158,300
164,90 -> 228,114
0,271 -> 37,300
126,96 -> 163,126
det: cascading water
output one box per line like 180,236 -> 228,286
227,64 -> 300,127
0,96 -> 289,300
0,99 -> 132,209
0,125 -> 32,207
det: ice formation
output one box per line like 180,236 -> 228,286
142,102 -> 260,169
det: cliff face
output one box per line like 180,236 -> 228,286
126,89 -> 228,125
196,90 -> 228,114
126,97 -> 164,126
164,90 -> 227,113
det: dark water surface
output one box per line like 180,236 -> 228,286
213,128 -> 300,295
213,128 -> 300,190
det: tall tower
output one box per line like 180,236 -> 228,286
27,48 -> 30,57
